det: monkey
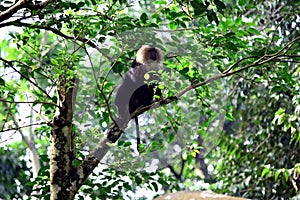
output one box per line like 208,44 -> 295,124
115,45 -> 164,152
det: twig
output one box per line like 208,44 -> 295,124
0,99 -> 59,107
0,122 -> 46,133
0,57 -> 52,99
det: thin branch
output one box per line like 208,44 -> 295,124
0,130 -> 18,144
148,38 -> 300,108
265,18 -> 284,54
152,27 -> 200,32
1,20 -> 115,62
223,35 -> 300,75
0,96 -> 31,147
0,122 -> 46,133
0,99 -> 59,107
222,55 -> 259,74
83,46 -> 117,125
101,45 -> 126,91
168,164 -> 182,182
176,0 -> 194,21
0,57 -> 52,99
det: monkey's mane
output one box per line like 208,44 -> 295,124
135,45 -> 164,65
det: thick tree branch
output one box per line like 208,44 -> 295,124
0,0 -> 54,22
0,0 -> 27,22
195,135 -> 212,181
69,137 -> 111,196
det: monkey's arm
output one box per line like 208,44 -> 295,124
115,65 -> 143,119
115,75 -> 133,119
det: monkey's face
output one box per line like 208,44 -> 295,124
148,48 -> 159,61
136,45 -> 164,65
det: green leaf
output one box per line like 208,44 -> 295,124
117,140 -> 125,146
138,143 -> 145,152
248,27 -> 260,35
225,41 -> 238,51
169,21 -> 177,30
98,36 -> 106,43
135,176 -> 142,185
148,140 -> 162,152
151,182 -> 158,192
82,187 -> 93,193
168,133 -> 176,143
123,182 -> 132,190
140,13 -> 148,23
274,170 -> 281,181
214,0 -> 226,10
152,13 -> 162,23
238,0 -> 247,6
112,61 -> 125,73
0,77 -> 5,86
272,108 -> 285,125
124,141 -> 132,147
77,2 -> 85,7
187,154 -> 193,165
72,159 -> 81,167
191,0 -> 207,16
225,111 -> 234,121
206,10 -> 219,25
283,170 -> 289,182
261,165 -> 271,178
224,32 -> 236,38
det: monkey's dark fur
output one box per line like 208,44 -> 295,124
115,45 -> 164,151
115,45 -> 164,120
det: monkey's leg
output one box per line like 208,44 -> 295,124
134,116 -> 141,152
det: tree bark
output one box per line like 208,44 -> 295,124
49,78 -> 78,200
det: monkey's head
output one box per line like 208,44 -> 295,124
136,45 -> 164,70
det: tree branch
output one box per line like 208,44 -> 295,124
0,122 -> 46,133
0,0 -> 27,22
0,21 -> 115,62
168,164 -> 182,182
177,35 -> 300,98
0,0 -> 54,22
0,99 -> 59,107
0,57 -> 52,99
63,38 -> 300,195
0,96 -> 41,177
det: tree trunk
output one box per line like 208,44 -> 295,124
48,77 -> 124,199
49,78 -> 78,200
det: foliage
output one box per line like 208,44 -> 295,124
0,144 -> 32,199
0,0 -> 299,199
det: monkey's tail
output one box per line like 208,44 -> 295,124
135,116 -> 141,152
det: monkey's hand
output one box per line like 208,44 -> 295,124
160,96 -> 178,105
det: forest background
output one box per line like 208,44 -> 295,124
0,0 -> 300,199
